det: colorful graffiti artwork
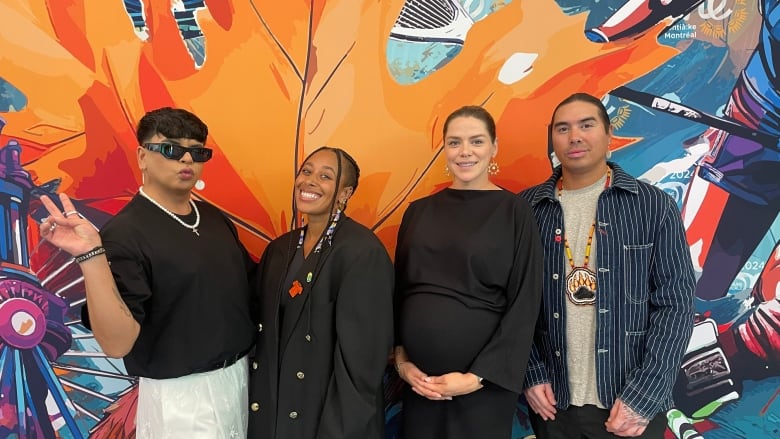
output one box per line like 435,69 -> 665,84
0,0 -> 777,438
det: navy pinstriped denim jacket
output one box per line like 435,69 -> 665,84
520,163 -> 695,419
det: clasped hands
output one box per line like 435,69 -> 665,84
394,349 -> 482,400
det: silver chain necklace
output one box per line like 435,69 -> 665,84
138,186 -> 200,236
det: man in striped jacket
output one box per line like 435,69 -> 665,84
520,93 -> 696,438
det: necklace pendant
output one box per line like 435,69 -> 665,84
138,187 -> 201,236
565,266 -> 597,305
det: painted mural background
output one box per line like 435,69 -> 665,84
0,0 -> 778,437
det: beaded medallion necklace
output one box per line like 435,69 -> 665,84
557,169 -> 611,304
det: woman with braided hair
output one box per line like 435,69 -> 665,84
248,146 -> 394,439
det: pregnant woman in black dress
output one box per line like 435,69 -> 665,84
394,106 -> 543,439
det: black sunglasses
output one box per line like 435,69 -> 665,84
143,142 -> 213,162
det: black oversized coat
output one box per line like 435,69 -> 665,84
248,217 -> 394,439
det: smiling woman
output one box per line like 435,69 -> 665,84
294,148 -> 354,227
248,146 -> 394,439
393,105 -> 543,439
443,106 -> 499,190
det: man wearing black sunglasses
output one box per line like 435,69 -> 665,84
143,141 -> 213,163
39,107 -> 256,438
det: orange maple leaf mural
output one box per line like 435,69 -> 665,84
0,0 -> 677,258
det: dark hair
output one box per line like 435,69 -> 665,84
551,93 -> 611,133
298,146 -> 361,211
443,105 -> 497,142
136,107 -> 209,144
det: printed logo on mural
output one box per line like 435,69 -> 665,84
697,0 -> 748,38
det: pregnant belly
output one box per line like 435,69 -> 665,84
400,293 -> 500,375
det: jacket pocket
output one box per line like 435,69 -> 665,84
624,330 -> 647,373
622,243 -> 653,303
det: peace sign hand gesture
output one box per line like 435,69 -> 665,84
39,193 -> 102,257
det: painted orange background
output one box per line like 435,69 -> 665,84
1,1 -> 778,438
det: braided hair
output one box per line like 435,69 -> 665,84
292,146 -> 361,230
280,147 -> 362,337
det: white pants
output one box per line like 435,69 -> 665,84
136,357 -> 248,439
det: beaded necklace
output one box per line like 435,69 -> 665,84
297,209 -> 341,254
287,210 -> 341,298
138,186 -> 200,236
557,169 -> 611,304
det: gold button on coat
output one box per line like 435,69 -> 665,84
289,411 -> 298,419
251,403 -> 260,412
296,371 -> 305,379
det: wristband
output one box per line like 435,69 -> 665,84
74,246 -> 106,263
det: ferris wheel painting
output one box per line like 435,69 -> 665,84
0,116 -> 136,438
0,2 -> 218,437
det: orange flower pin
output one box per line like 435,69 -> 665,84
289,280 -> 303,298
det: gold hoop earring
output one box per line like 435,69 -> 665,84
444,165 -> 450,176
488,160 -> 500,176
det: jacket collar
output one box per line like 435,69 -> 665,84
528,162 -> 638,207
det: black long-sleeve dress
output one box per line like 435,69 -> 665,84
394,188 -> 543,439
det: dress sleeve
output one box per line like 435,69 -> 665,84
392,201 -> 417,345
317,239 -> 394,439
522,325 -> 551,388
517,189 -> 551,389
470,198 -> 544,393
